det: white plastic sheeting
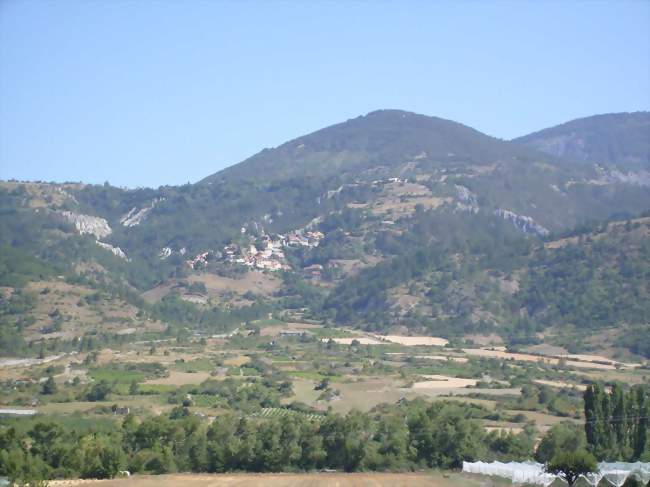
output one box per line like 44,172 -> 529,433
596,463 -> 650,486
462,461 -> 556,485
462,460 -> 650,486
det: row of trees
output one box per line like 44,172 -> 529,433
1,385 -> 648,484
584,383 -> 649,461
0,400 -> 537,483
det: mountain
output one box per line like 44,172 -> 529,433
1,109 -> 649,359
514,112 -> 650,171
204,109 -> 559,184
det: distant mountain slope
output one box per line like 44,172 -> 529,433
2,109 -> 650,359
204,109 -> 559,185
3,109 -> 650,282
513,112 -> 650,170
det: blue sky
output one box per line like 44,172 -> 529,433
1,1 -> 649,188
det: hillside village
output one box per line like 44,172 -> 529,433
180,229 -> 325,272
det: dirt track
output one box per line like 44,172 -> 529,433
49,472 -> 489,487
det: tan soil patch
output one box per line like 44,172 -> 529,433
391,290 -> 421,312
48,472 -> 475,487
485,425 -> 524,434
140,283 -> 175,303
283,378 -> 321,406
559,353 -> 640,368
330,256 -> 383,277
523,344 -> 568,356
328,378 -> 406,413
411,375 -> 478,389
325,337 -> 384,345
260,322 -> 322,337
189,271 -> 281,297
369,182 -> 453,217
534,379 -> 586,391
545,216 -> 650,249
144,371 -> 211,386
414,355 -> 469,363
513,410 -> 581,432
464,334 -> 504,346
223,355 -> 251,367
142,271 -> 281,306
377,335 -> 449,346
461,348 -> 618,370
24,280 -> 163,341
96,349 -> 203,366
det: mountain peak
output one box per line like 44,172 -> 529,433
514,112 -> 650,169
203,110 -> 540,185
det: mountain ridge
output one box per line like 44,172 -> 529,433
202,108 -> 565,186
513,111 -> 650,170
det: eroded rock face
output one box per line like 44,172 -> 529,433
604,169 -> 650,187
120,198 -> 164,227
60,211 -> 112,239
96,241 -> 129,260
455,185 -> 479,213
495,209 -> 549,236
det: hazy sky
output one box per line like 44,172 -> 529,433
1,1 -> 649,188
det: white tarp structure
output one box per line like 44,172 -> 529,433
462,460 -> 650,486
462,461 -> 556,485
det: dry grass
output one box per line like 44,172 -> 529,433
49,472 -> 492,487
533,379 -> 586,391
377,336 -> 449,347
223,355 -> 251,367
413,355 -> 469,363
144,371 -> 211,386
545,216 -> 650,249
368,182 -> 453,217
325,337 -> 384,345
329,257 -> 383,277
327,377 -> 406,413
190,271 -> 281,298
24,280 -> 163,341
411,375 -> 478,389
463,334 -> 504,346
142,271 -> 281,306
260,322 -> 322,337
283,378 -> 321,405
461,348 -> 620,370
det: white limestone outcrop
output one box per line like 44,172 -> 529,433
120,198 -> 163,227
96,241 -> 129,260
495,209 -> 549,236
60,211 -> 112,239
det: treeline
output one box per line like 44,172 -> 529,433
584,383 -> 649,461
0,400 -> 537,483
149,293 -> 271,332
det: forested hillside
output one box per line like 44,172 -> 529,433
1,110 -> 649,360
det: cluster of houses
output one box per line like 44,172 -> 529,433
223,237 -> 289,271
284,230 -> 324,248
173,227 -> 326,272
218,230 -> 325,272
371,177 -> 407,185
